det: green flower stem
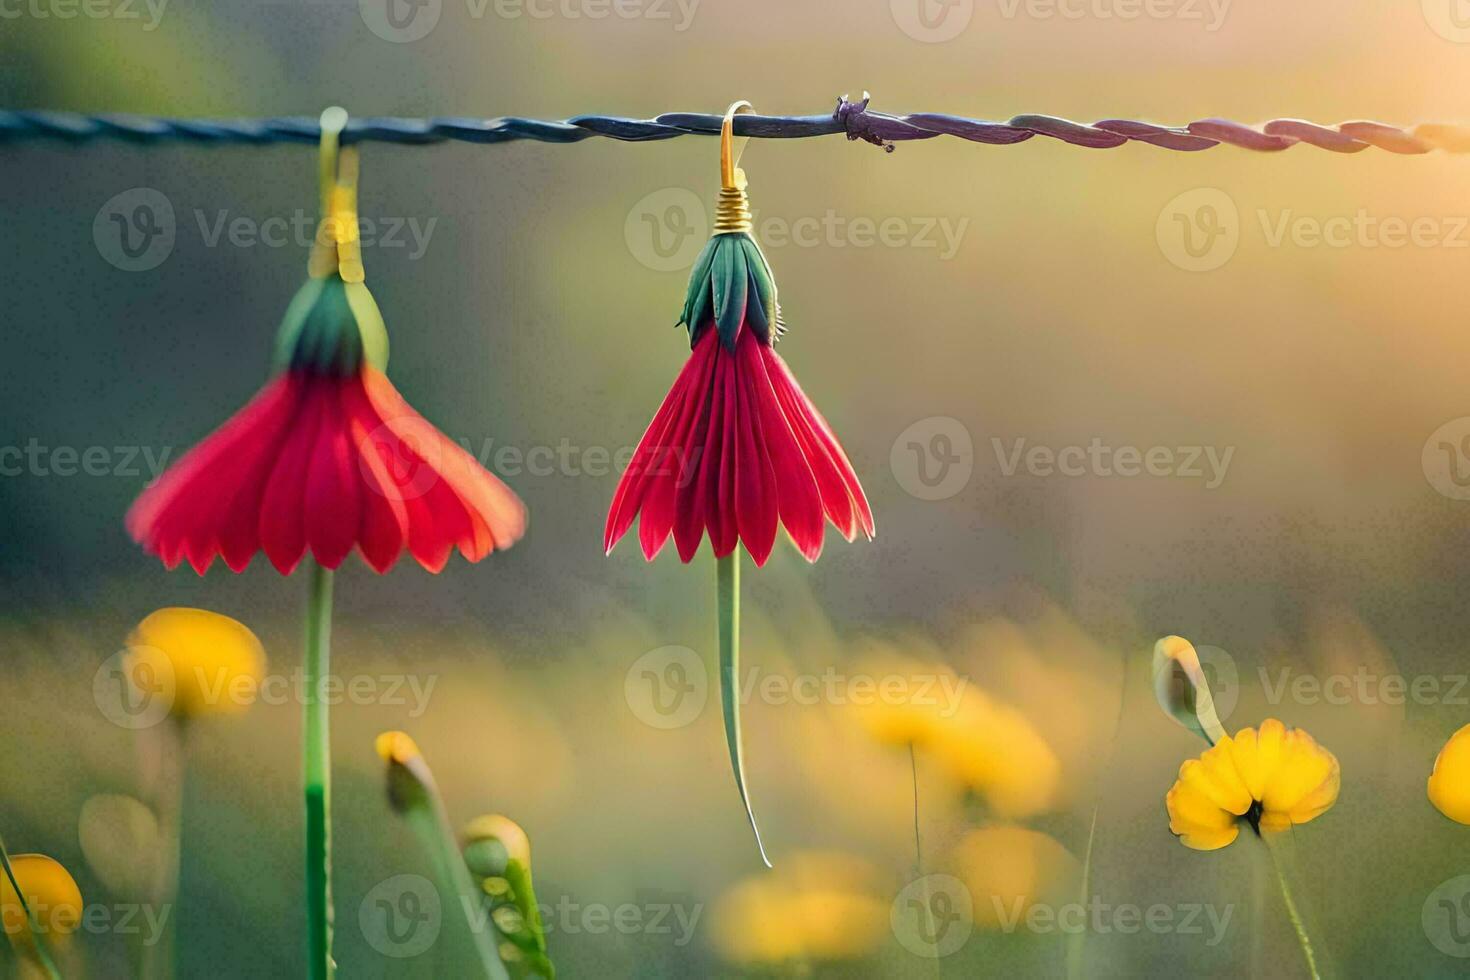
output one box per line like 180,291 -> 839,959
406,809 -> 508,979
909,744 -> 942,980
1065,805 -> 1099,980
717,551 -> 770,868
1263,835 -> 1322,980
0,833 -> 61,980
141,722 -> 185,980
304,564 -> 335,980
1066,642 -> 1134,980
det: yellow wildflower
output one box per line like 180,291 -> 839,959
931,691 -> 1060,818
848,647 -> 1059,818
710,852 -> 885,966
950,825 -> 1076,929
1166,719 -> 1339,850
127,607 -> 266,720
1428,723 -> 1470,825
2,854 -> 83,940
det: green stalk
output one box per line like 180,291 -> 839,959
909,744 -> 941,979
142,721 -> 185,980
717,551 -> 770,867
1263,836 -> 1322,980
405,811 -> 508,979
0,834 -> 61,980
304,564 -> 335,980
1066,644 -> 1133,980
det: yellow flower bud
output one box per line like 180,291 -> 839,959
127,608 -> 266,720
464,814 -> 532,869
375,730 -> 422,766
1152,635 -> 1226,744
2,854 -> 83,941
1428,723 -> 1470,824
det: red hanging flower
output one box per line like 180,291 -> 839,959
128,234 -> 525,576
604,229 -> 873,567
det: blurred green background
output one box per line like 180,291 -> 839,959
5,0 -> 1470,976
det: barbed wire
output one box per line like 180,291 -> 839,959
3,95 -> 1469,155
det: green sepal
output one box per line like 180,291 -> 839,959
677,232 -> 780,351
274,273 -> 389,376
678,236 -> 721,331
741,236 -> 783,339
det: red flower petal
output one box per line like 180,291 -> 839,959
357,368 -> 526,572
259,380 -> 329,574
733,340 -> 778,567
604,327 -> 873,564
129,366 -> 525,576
766,348 -> 875,540
342,377 -> 410,574
304,385 -> 361,569
742,335 -> 825,561
126,375 -> 301,573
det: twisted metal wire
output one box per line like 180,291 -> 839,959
3,95 -> 1469,155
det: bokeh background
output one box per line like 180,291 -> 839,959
5,0 -> 1470,976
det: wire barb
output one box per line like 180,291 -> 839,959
1,98 -> 1466,155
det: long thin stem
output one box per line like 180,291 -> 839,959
1066,643 -> 1133,980
717,551 -> 770,867
1264,836 -> 1322,980
406,809 -> 508,979
1065,806 -> 1099,980
304,564 -> 335,980
142,722 -> 185,980
909,744 -> 942,979
908,742 -> 922,873
0,834 -> 61,980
